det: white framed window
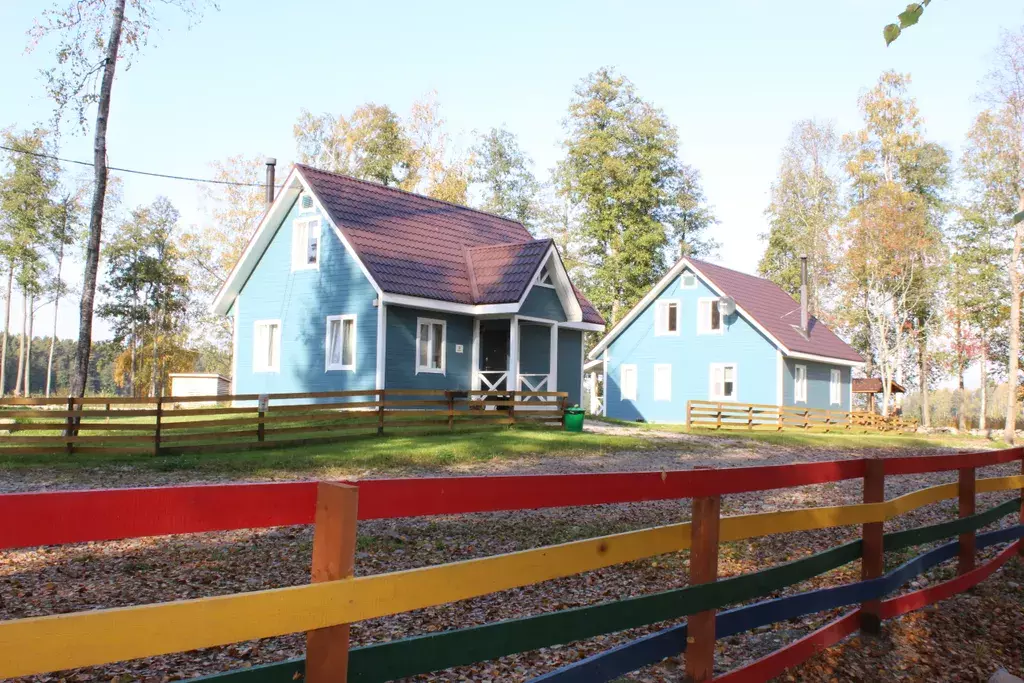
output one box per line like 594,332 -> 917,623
298,191 -> 316,213
830,368 -> 842,405
709,363 -> 737,401
292,217 -> 321,270
794,364 -> 808,403
654,364 -> 672,401
698,298 -> 723,334
655,300 -> 680,336
325,315 -> 357,371
416,317 -> 446,374
681,272 -> 698,289
253,320 -> 281,373
620,364 -> 638,401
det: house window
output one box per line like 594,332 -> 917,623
253,320 -> 281,372
620,364 -> 638,401
416,318 -> 446,374
681,273 -> 697,289
698,298 -> 722,334
655,300 -> 680,336
794,364 -> 808,403
710,363 -> 736,400
325,315 -> 356,371
830,368 -> 842,405
654,364 -> 672,401
292,217 -> 321,270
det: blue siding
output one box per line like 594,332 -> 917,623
384,305 -> 473,390
782,359 -> 850,411
558,329 -> 583,406
519,285 -> 567,322
519,323 -> 552,374
234,197 -> 377,398
605,268 -> 778,423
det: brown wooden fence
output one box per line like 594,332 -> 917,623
0,389 -> 569,456
685,399 -> 918,433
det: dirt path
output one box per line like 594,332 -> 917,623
1,435 -> 1021,682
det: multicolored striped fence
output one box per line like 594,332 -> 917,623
0,448 -> 1022,681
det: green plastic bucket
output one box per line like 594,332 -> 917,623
564,406 -> 585,432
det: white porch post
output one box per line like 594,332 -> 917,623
471,318 -> 481,390
602,351 -> 608,417
588,372 -> 598,414
508,316 -> 519,393
549,323 -> 558,395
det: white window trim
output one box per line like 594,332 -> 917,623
794,364 -> 808,403
709,362 -> 738,401
830,368 -> 842,405
653,363 -> 672,401
253,319 -> 281,373
620,364 -> 638,401
325,314 -> 357,372
298,190 -> 316,214
654,299 -> 681,337
680,272 -> 698,289
697,297 -> 724,335
415,317 -> 447,375
535,264 -> 556,288
292,217 -> 321,271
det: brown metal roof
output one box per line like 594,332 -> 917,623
296,165 -> 603,324
852,378 -> 905,394
688,258 -> 864,363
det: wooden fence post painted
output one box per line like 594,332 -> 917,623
860,458 -> 885,635
958,467 -> 976,575
153,397 -> 163,457
377,390 -> 385,436
306,482 -> 359,683
686,488 -> 721,682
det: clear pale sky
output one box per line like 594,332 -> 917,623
1,0 -> 1023,345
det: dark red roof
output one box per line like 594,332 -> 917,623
297,165 -> 603,324
689,258 -> 864,363
852,378 -> 905,394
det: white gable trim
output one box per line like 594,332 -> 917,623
786,350 -> 865,368
588,258 -> 790,359
517,245 -> 584,323
211,166 -> 383,316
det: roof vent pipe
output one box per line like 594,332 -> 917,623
800,255 -> 809,334
264,158 -> 277,206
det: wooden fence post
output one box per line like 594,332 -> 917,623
747,405 -> 753,430
306,482 -> 359,683
1019,452 -> 1024,558
257,394 -> 267,443
446,391 -> 454,431
958,467 -> 977,575
508,390 -> 516,427
685,401 -> 692,431
65,397 -> 76,456
153,397 -> 163,457
860,457 -> 885,635
377,390 -> 385,436
686,483 -> 721,683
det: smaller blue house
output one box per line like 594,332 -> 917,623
211,164 -> 604,405
588,256 -> 864,423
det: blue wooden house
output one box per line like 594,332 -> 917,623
211,164 -> 605,405
588,257 -> 864,423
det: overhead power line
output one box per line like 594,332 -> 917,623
0,144 -> 282,188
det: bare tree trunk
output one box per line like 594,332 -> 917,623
957,361 -> 967,432
919,332 -> 930,428
25,294 -> 33,397
151,328 -> 158,398
46,241 -> 65,398
70,0 -> 127,398
980,335 -> 988,434
1005,200 -> 1024,444
14,290 -> 27,396
0,265 -> 12,396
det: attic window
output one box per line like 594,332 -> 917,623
537,265 -> 555,287
681,273 -> 697,289
299,192 -> 315,213
292,217 -> 321,270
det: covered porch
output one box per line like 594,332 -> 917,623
472,316 -> 562,402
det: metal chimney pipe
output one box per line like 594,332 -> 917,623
800,255 -> 809,333
264,158 -> 277,205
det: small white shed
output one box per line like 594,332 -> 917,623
168,373 -> 231,404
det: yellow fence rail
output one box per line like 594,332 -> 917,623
0,389 -> 568,456
685,399 -> 918,433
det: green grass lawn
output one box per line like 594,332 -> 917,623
0,424 -> 666,475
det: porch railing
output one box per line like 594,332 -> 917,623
477,371 -> 508,392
